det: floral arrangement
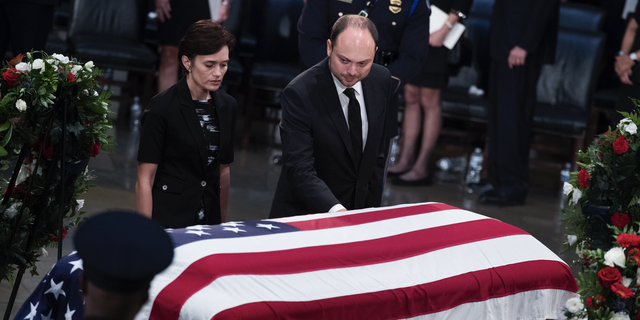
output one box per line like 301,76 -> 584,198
0,52 -> 114,282
562,101 -> 640,319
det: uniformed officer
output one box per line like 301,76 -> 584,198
75,210 -> 174,320
298,0 -> 430,139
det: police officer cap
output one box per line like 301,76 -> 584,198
74,210 -> 174,293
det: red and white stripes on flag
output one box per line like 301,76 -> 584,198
135,202 -> 578,320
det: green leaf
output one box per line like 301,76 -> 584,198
0,146 -> 9,157
0,121 -> 10,132
0,124 -> 13,147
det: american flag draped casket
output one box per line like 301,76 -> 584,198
15,202 -> 578,319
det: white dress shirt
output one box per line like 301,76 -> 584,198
328,74 -> 369,213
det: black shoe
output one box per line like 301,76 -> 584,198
391,175 -> 433,186
479,189 -> 526,206
467,182 -> 494,195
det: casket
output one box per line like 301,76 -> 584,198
15,202 -> 578,319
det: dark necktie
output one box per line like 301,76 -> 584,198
343,88 -> 362,166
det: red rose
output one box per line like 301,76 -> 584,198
613,135 -> 630,154
598,266 -> 623,288
599,153 -> 603,159
586,296 -> 598,310
32,139 -> 53,159
90,141 -> 100,157
48,227 -> 67,242
617,233 -> 640,248
68,72 -> 75,82
578,169 -> 589,188
612,212 -> 631,228
2,67 -> 19,87
611,282 -> 634,298
583,254 -> 594,265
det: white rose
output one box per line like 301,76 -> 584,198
76,199 -> 84,212
622,277 -> 633,287
604,247 -> 627,268
563,182 -> 573,196
31,59 -> 44,71
626,123 -> 638,135
15,99 -> 27,112
571,188 -> 582,204
71,65 -> 82,76
84,61 -> 94,70
4,202 -> 20,219
46,58 -> 56,66
51,53 -> 69,64
567,235 -> 577,246
565,297 -> 583,313
612,312 -> 631,320
14,62 -> 30,73
93,90 -> 99,96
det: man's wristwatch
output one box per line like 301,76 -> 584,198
631,52 -> 638,61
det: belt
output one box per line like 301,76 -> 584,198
374,51 -> 398,67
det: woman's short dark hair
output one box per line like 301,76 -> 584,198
178,20 -> 236,76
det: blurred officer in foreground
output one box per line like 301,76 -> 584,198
298,0 -> 430,139
75,211 -> 174,320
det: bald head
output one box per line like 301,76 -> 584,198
330,15 -> 379,48
326,15 -> 378,87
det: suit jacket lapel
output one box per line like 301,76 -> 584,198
318,59 -> 356,165
177,77 -> 209,169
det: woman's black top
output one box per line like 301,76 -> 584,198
138,77 -> 237,228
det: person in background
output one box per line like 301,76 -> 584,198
476,0 -> 559,206
270,15 -> 392,218
297,0 -> 430,141
156,0 -> 230,93
615,0 -> 640,124
389,0 -> 472,186
137,20 -> 237,228
77,211 -> 174,320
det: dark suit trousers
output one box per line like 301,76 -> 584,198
0,1 -> 54,58
487,57 -> 542,194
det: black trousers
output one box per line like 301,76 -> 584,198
0,1 -> 54,59
486,57 -> 542,195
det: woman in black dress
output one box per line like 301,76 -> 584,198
136,20 -> 237,228
390,0 -> 472,185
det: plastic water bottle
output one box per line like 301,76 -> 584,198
465,148 -> 483,185
389,136 -> 400,166
437,156 -> 467,173
130,96 -> 142,131
559,162 -> 571,209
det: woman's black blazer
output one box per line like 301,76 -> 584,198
138,77 -> 237,228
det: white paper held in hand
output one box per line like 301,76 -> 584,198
429,5 -> 466,50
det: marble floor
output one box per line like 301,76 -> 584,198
0,121 -> 577,318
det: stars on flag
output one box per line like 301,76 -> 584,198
186,230 -> 211,236
222,227 -> 247,233
256,223 -> 280,230
24,302 -> 38,320
221,221 -> 245,227
44,279 -> 66,300
41,309 -> 53,320
68,259 -> 83,274
64,304 -> 75,320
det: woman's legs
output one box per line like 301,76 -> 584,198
389,84 -> 422,174
158,45 -> 180,93
398,86 -> 442,181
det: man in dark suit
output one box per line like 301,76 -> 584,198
478,0 -> 559,206
298,0 -> 430,138
269,15 -> 393,218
